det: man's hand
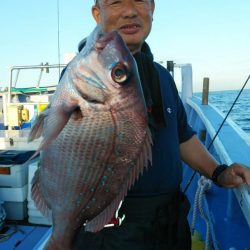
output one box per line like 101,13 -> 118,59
180,136 -> 250,188
217,163 -> 250,188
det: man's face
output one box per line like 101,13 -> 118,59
92,0 -> 155,54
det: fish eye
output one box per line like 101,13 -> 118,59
111,63 -> 128,84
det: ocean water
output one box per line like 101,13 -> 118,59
195,89 -> 250,135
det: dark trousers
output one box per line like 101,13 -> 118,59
75,191 -> 191,250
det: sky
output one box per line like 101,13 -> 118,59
0,0 -> 250,92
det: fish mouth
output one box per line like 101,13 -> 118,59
95,30 -> 118,50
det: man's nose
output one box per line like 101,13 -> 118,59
121,1 -> 138,18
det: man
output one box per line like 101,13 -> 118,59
75,0 -> 250,249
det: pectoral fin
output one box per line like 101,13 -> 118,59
28,106 -> 50,142
28,98 -> 80,151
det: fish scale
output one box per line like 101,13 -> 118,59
40,112 -> 115,222
29,26 -> 152,250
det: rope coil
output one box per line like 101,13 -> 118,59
191,176 -> 212,250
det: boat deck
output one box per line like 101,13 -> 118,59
0,221 -> 49,250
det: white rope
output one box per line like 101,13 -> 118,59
191,176 -> 212,250
191,178 -> 200,234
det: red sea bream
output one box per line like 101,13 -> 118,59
28,26 -> 152,250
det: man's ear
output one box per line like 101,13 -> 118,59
92,5 -> 101,24
151,0 -> 155,16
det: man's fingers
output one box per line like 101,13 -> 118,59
231,164 -> 250,185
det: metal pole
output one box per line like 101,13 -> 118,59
14,69 -> 20,87
180,64 -> 193,107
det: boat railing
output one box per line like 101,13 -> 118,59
176,63 -> 250,248
1,64 -> 66,130
7,63 -> 67,101
0,64 -> 66,150
185,95 -> 250,228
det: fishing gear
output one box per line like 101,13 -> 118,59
184,74 -> 250,193
0,201 -> 6,232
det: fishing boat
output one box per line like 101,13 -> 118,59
0,64 -> 60,250
0,63 -> 249,250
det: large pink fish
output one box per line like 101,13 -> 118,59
28,26 -> 152,250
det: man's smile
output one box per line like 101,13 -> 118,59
119,23 -> 141,34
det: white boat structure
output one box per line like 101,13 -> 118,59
0,63 -> 249,249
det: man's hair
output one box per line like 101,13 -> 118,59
94,0 -> 154,5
